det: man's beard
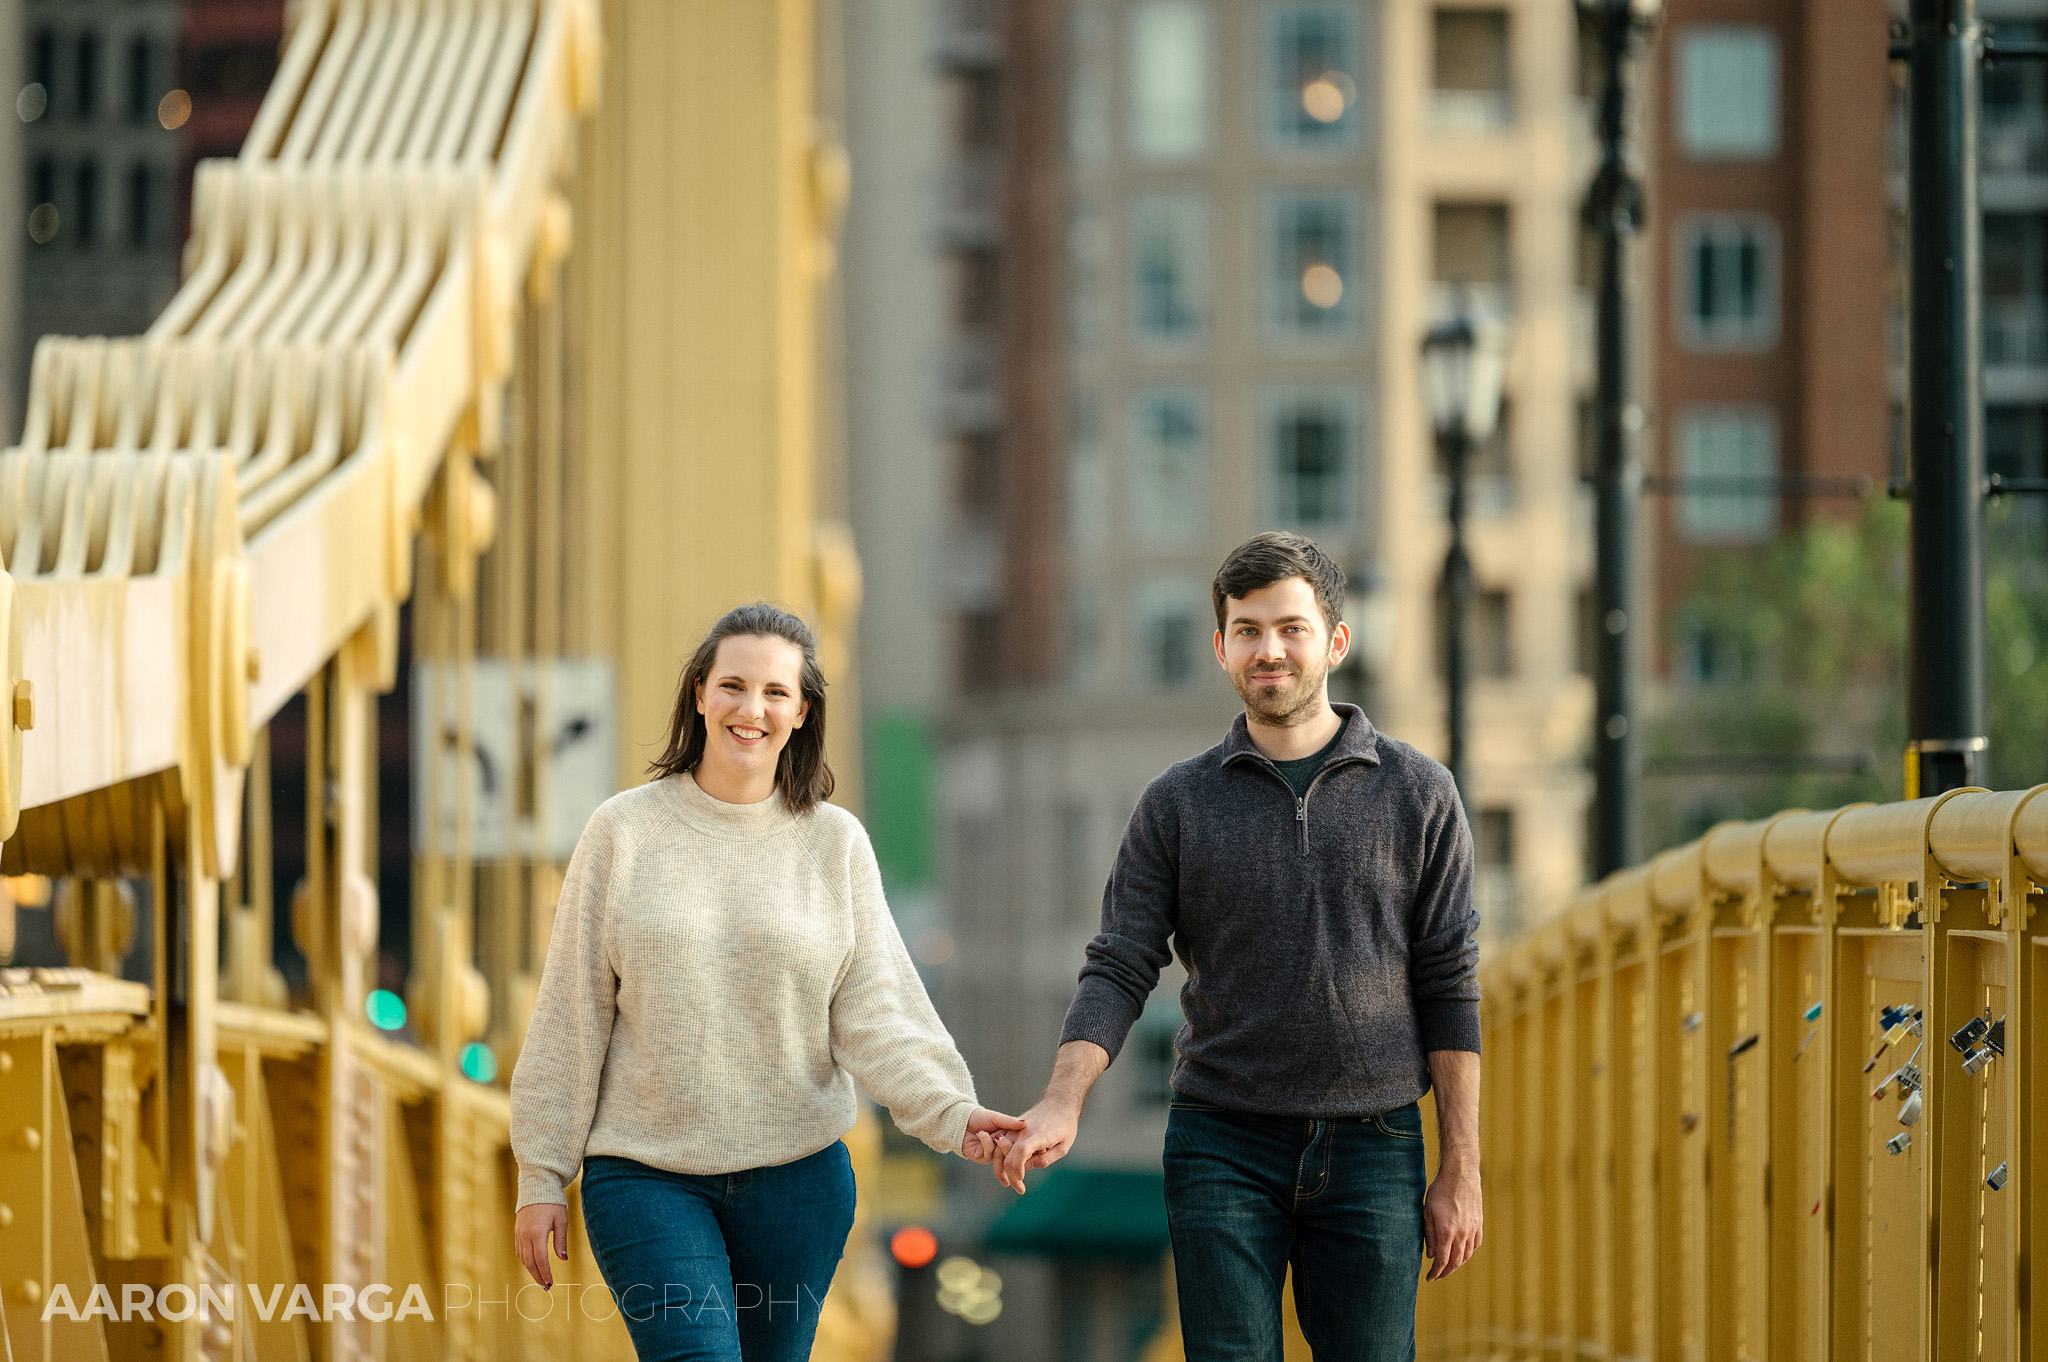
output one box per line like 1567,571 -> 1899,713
1231,656 -> 1329,726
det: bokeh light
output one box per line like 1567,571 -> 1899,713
365,989 -> 407,1031
16,83 -> 47,123
935,1256 -> 1002,1324
27,205 -> 59,245
159,89 -> 192,131
1300,71 -> 1354,123
459,1041 -> 498,1083
1301,263 -> 1344,309
912,926 -> 956,966
889,1225 -> 938,1269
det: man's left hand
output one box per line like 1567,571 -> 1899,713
1422,1164 -> 1482,1280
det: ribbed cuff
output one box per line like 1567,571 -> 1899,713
1058,984 -> 1143,1064
1416,998 -> 1483,1055
516,1165 -> 568,1210
930,1097 -> 977,1160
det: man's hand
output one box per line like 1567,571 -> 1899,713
993,1100 -> 1079,1193
961,1107 -> 1028,1162
515,1202 -> 568,1289
1423,1163 -> 1482,1279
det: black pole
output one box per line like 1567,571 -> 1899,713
1443,427 -> 1472,811
1585,1 -> 1650,877
1903,0 -> 1990,796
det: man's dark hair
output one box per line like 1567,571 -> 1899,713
1211,531 -> 1345,635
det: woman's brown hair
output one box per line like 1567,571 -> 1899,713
648,603 -> 835,815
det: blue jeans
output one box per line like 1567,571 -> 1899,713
578,1145 -> 856,1362
1163,1097 -> 1427,1362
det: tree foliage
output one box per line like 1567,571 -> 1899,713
1644,498 -> 2048,853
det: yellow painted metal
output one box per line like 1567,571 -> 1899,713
0,1 -> 880,1359
1428,784 -> 2048,1362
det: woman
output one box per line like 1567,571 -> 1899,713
511,603 -> 1020,1361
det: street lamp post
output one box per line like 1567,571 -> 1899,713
1578,0 -> 1660,877
1421,310 -> 1506,814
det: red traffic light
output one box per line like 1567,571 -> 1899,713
890,1225 -> 939,1270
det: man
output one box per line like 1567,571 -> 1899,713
995,531 -> 1483,1362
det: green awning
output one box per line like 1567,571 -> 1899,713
983,1166 -> 1170,1261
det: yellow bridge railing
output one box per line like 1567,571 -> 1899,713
1421,786 -> 2048,1362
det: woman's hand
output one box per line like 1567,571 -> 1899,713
960,1107 -> 1027,1163
515,1203 -> 569,1289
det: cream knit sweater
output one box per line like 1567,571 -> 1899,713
510,773 -> 979,1208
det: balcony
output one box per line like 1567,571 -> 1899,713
1427,280 -> 1514,325
1429,89 -> 1514,135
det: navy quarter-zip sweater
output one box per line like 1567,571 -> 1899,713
1057,703 -> 1482,1117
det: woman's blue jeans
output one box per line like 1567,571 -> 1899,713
1163,1097 -> 1428,1362
578,1144 -> 856,1362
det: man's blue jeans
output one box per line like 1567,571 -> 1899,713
578,1145 -> 855,1362
1163,1097 -> 1428,1362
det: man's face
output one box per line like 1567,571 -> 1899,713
1213,577 -> 1350,725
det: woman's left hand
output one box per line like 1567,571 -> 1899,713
960,1107 -> 1028,1163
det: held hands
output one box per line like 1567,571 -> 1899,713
515,1202 -> 569,1289
961,1107 -> 1029,1163
1422,1162 -> 1482,1280
989,1099 -> 1079,1193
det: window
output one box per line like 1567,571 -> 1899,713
1069,200 -> 1107,354
1062,802 -> 1101,928
1676,407 -> 1778,543
1069,391 -> 1107,549
75,31 -> 100,121
1432,9 -> 1511,131
1131,195 -> 1209,342
1134,999 -> 1183,1105
126,37 -> 154,124
1132,579 -> 1206,688
126,162 -> 156,249
1267,386 -> 1356,527
1679,215 -> 1779,350
1434,584 -> 1512,679
1678,608 -> 1756,686
1069,584 -> 1106,690
1264,4 -> 1360,148
1677,26 -> 1778,160
1129,1 -> 1209,159
1475,807 -> 1517,934
1476,589 -> 1512,678
1432,201 -> 1512,318
32,29 -> 57,94
31,157 -> 57,215
957,611 -> 1003,691
1266,190 -> 1357,335
1068,10 -> 1112,165
1128,390 -> 1208,541
74,159 -> 100,248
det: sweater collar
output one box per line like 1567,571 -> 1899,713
1221,702 -> 1381,770
657,771 -> 796,840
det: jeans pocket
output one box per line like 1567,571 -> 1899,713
1372,1106 -> 1425,1140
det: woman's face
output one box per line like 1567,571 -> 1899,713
695,634 -> 810,780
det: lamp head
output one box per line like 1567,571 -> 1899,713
1420,308 -> 1506,445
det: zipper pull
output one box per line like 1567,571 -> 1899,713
1297,799 -> 1306,822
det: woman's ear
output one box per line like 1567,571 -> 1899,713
695,678 -> 706,715
794,697 -> 810,729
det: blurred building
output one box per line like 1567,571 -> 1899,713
1646,0 -> 1895,675
848,1 -> 1598,1356
2,0 -> 23,435
12,0 -> 279,400
19,0 -> 185,352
